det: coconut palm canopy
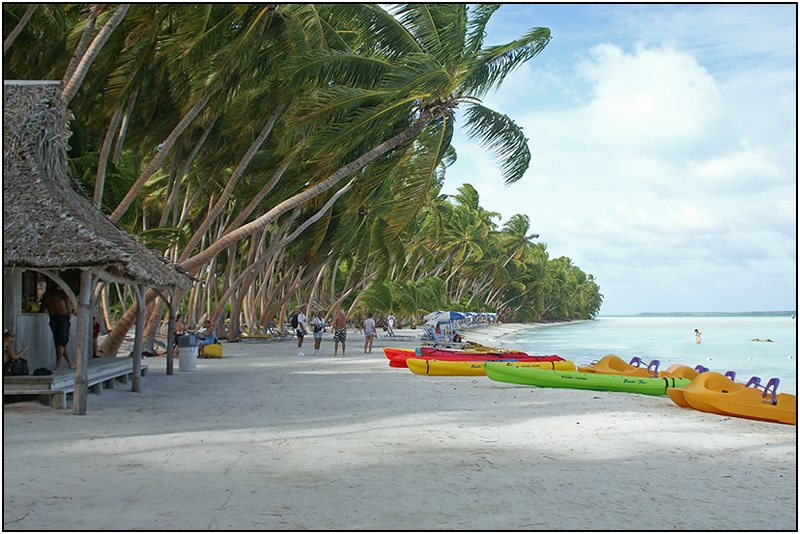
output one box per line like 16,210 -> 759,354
3,80 -> 192,290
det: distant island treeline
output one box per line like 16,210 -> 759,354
606,311 -> 796,318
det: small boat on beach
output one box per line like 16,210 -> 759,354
383,347 -> 564,368
579,355 -> 700,380
485,363 -> 692,396
419,346 -> 530,359
406,358 -> 577,376
668,372 -> 796,425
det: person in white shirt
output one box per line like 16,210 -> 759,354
363,311 -> 376,353
297,306 -> 308,356
311,311 -> 326,356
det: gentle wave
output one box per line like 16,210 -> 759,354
505,316 -> 797,394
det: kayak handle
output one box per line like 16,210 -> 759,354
762,378 -> 780,404
629,357 -> 644,367
724,371 -> 736,382
694,365 -> 709,374
745,376 -> 761,388
647,360 -> 660,378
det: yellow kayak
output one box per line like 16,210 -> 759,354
406,357 -> 577,376
668,372 -> 796,425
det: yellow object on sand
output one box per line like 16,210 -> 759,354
668,372 -> 796,425
204,343 -> 223,358
579,355 -> 652,377
406,358 -> 576,376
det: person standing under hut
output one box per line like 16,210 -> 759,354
40,287 -> 74,370
296,306 -> 308,356
363,312 -> 376,354
333,308 -> 348,357
311,311 -> 326,356
173,314 -> 186,358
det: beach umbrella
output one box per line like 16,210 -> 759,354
423,311 -> 467,324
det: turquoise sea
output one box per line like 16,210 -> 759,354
505,316 -> 797,395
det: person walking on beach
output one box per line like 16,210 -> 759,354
40,287 -> 74,370
296,306 -> 308,356
695,329 -> 702,345
333,308 -> 348,357
311,311 -> 326,356
363,312 -> 376,353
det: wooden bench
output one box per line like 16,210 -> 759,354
3,357 -> 148,409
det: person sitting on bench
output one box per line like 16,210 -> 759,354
198,320 -> 217,357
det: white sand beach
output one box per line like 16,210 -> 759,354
3,323 -> 796,530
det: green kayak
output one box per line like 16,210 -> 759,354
484,362 -> 692,396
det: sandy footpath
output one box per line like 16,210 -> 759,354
3,324 -> 796,530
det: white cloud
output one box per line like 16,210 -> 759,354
578,43 -> 724,151
444,7 -> 796,314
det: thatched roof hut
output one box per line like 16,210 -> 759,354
3,80 -> 193,414
3,80 -> 192,290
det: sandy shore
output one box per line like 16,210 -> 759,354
3,323 -> 796,530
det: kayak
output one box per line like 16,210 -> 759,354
419,346 -> 529,359
668,372 -> 796,425
579,355 -> 700,380
390,351 -> 564,369
484,363 -> 692,396
406,358 -> 577,376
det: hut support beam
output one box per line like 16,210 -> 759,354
167,288 -> 176,375
152,288 -> 177,375
73,270 -> 93,415
132,284 -> 146,393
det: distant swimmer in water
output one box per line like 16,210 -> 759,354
751,338 -> 775,343
694,329 -> 701,345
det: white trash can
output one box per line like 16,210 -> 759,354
178,334 -> 198,371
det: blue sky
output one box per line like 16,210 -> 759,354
442,4 -> 797,315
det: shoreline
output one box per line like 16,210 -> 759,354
3,323 -> 796,530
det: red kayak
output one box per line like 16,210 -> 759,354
383,348 -> 563,368
419,346 -> 529,359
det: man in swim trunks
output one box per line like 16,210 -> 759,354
333,308 -> 347,357
41,287 -> 74,370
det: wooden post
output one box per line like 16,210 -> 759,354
167,287 -> 176,375
73,270 -> 93,415
132,283 -> 146,393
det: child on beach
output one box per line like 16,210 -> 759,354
363,312 -> 376,353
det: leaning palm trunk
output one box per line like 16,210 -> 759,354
101,110 -> 432,356
210,174 -> 356,325
94,105 -> 123,207
181,110 -> 434,274
60,4 -> 130,108
3,3 -> 39,54
178,107 -> 280,262
109,87 -> 216,222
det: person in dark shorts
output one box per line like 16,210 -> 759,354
41,288 -> 74,370
332,308 -> 348,357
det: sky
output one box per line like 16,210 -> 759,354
441,4 -> 797,315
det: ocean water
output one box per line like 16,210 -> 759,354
505,317 -> 797,395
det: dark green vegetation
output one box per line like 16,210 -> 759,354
4,4 -> 602,350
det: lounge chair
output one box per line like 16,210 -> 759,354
381,325 -> 415,342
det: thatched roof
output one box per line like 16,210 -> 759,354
3,80 -> 193,290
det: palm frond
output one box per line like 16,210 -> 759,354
463,26 -> 551,97
462,103 -> 531,185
